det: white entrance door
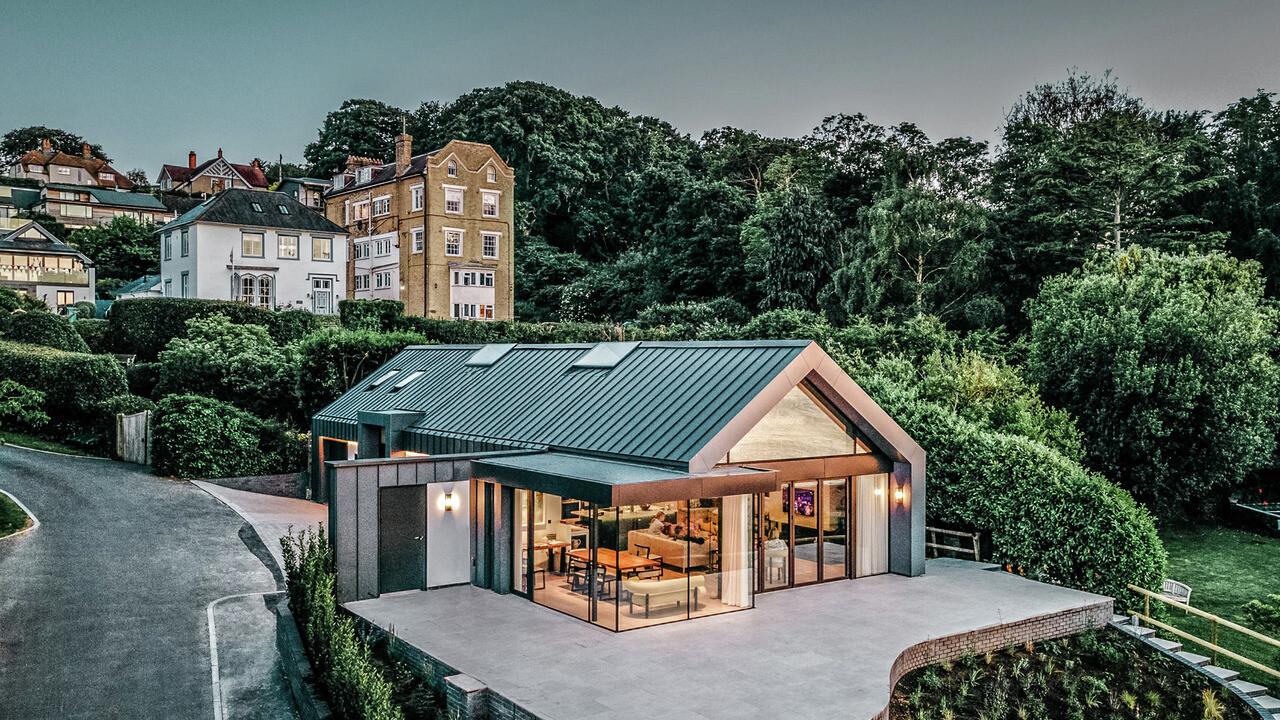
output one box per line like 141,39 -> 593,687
313,278 -> 333,314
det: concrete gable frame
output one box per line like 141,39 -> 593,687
689,342 -> 926,576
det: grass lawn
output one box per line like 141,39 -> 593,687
1156,525 -> 1280,690
0,430 -> 89,456
0,491 -> 31,538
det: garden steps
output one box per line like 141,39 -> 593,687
1124,625 -> 1156,638
1176,651 -> 1211,666
1149,637 -> 1182,652
1231,680 -> 1269,698
1254,694 -> 1279,711
1203,665 -> 1240,682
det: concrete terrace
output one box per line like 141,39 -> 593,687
348,559 -> 1113,720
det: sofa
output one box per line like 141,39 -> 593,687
621,575 -> 706,617
626,530 -> 712,571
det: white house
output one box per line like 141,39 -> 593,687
157,188 -> 348,314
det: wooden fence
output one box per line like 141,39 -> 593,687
1126,583 -> 1280,683
925,526 -> 982,561
116,410 -> 150,466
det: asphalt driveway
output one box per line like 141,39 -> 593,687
0,444 -> 295,719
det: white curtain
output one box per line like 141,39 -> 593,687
856,474 -> 889,576
721,494 -> 753,608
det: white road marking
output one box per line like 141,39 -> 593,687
206,591 -> 284,720
0,487 -> 39,540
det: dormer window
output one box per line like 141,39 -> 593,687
99,172 -> 113,182
447,160 -> 457,177
486,166 -> 496,183
358,167 -> 372,183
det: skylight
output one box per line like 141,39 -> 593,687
366,369 -> 400,390
278,205 -> 290,215
572,342 -> 640,369
388,371 -> 425,392
250,202 -> 264,212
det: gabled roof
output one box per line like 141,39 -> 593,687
15,149 -> 134,189
159,157 -> 269,188
113,274 -> 162,296
314,341 -> 923,474
0,221 -> 90,260
156,188 -> 346,234
326,151 -> 439,197
45,184 -> 168,211
279,177 -> 331,187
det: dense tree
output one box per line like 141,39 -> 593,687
991,72 -> 1222,315
1,126 -> 108,166
0,379 -> 47,431
303,99 -> 406,177
68,216 -> 158,281
760,187 -> 845,311
1026,248 -> 1280,518
829,184 -> 994,325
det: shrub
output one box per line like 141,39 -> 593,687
886,397 -> 1164,604
295,329 -> 427,418
268,308 -> 322,344
126,361 -> 162,399
1027,248 -> 1280,518
0,286 -> 47,314
108,298 -> 277,360
339,299 -> 405,332
0,341 -> 127,431
1243,594 -> 1280,634
156,315 -> 300,423
4,311 -> 90,353
635,298 -> 751,327
0,379 -> 48,431
72,318 -> 111,353
71,301 -> 95,319
282,526 -> 405,720
151,395 -> 307,478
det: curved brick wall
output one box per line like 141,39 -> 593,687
874,599 -> 1114,720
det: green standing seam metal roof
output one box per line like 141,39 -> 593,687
0,187 -> 41,210
314,341 -> 812,469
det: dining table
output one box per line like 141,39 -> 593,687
566,548 -> 662,577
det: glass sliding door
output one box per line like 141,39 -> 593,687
791,481 -> 819,585
759,488 -> 789,590
821,478 -> 849,580
513,489 -> 531,596
855,473 -> 889,576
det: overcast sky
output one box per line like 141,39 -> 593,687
3,0 -> 1277,177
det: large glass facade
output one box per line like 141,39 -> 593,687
517,495 -> 754,631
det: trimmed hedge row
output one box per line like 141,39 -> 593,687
5,312 -> 90,353
151,394 -> 307,478
108,298 -> 323,360
72,318 -> 111,354
0,341 -> 127,431
887,398 -> 1165,605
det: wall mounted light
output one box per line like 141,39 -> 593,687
442,492 -> 457,512
894,486 -> 905,505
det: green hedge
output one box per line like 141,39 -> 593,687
126,361 -> 161,399
108,298 -> 318,360
72,318 -> 111,354
338,299 -> 405,332
891,399 -> 1165,604
295,329 -> 428,418
151,395 -> 308,478
5,312 -> 90,353
282,526 -> 404,720
0,341 -> 127,431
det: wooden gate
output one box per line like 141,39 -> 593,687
116,410 -> 151,465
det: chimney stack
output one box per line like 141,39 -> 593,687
394,133 -> 412,175
82,142 -> 91,159
251,158 -> 261,170
41,138 -> 51,153
217,148 -> 223,158
188,151 -> 197,169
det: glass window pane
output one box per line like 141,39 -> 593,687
822,479 -> 849,580
791,481 -> 819,585
725,385 -> 856,463
760,488 -> 790,590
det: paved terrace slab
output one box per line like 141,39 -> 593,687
348,559 -> 1112,720
193,480 -> 327,571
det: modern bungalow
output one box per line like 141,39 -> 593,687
313,339 -> 925,632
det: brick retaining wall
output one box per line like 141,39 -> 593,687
205,471 -> 307,498
874,598 -> 1115,719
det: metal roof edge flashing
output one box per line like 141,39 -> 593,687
572,341 -> 640,369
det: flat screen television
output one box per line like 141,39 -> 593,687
784,487 -> 816,517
